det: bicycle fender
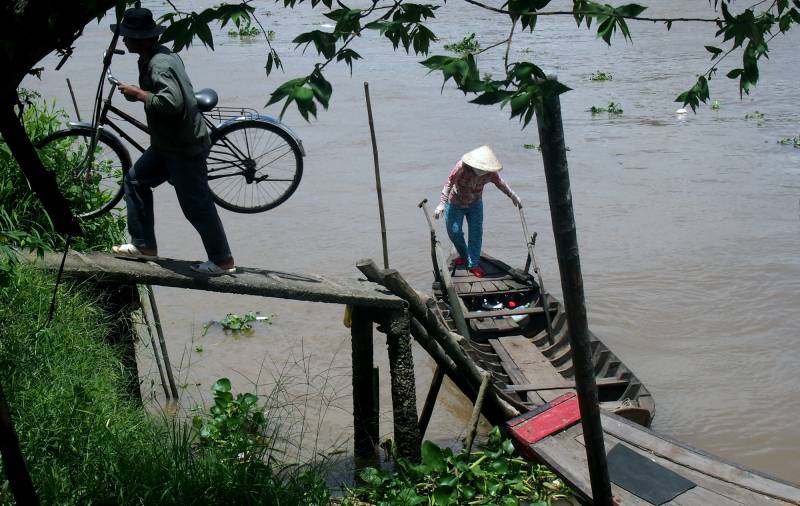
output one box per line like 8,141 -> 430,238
218,115 -> 306,156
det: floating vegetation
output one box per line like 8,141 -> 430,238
203,311 -> 272,334
711,100 -> 721,110
523,144 -> 570,151
444,33 -> 480,55
590,70 -> 613,81
745,111 -> 765,120
778,135 -> 800,148
228,20 -> 261,38
589,102 -> 623,115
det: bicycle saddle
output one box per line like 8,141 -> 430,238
194,88 -> 218,112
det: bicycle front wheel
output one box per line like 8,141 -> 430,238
207,120 -> 303,213
36,127 -> 130,219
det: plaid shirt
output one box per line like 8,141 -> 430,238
439,160 -> 518,207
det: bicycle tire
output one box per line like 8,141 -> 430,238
36,127 -> 130,219
207,120 -> 303,213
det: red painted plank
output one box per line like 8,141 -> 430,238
507,393 -> 581,457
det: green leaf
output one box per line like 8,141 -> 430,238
704,45 -> 723,59
292,30 -> 337,59
421,440 -> 446,471
212,378 -> 231,393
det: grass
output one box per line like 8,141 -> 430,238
0,267 -> 331,504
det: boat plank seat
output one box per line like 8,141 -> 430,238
493,335 -> 578,405
464,305 -> 553,320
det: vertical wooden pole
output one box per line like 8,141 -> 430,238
0,381 -> 39,506
535,80 -> 613,506
351,306 -> 380,469
417,365 -> 444,439
364,82 -> 390,269
384,308 -> 421,462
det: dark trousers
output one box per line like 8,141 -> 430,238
124,147 -> 232,263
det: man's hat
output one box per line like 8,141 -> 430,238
110,8 -> 166,39
461,145 -> 502,172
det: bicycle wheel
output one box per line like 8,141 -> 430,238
36,127 -> 130,219
207,120 -> 303,213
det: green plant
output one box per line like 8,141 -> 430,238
227,18 -> 261,38
192,378 -> 269,458
711,100 -> 721,110
745,110 -> 765,120
590,70 -> 613,81
778,135 -> 800,148
523,144 -> 569,151
203,311 -> 272,334
589,102 -> 623,115
0,94 -> 125,254
344,427 -> 574,505
0,267 -> 332,504
443,33 -> 480,55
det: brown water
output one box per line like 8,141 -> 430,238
25,0 -> 799,483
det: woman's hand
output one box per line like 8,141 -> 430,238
434,203 -> 445,219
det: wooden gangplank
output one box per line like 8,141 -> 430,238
495,338 -> 800,505
31,251 -> 405,309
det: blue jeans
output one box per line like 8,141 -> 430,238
124,147 -> 232,263
444,201 -> 483,268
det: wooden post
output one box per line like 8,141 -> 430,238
535,79 -> 613,506
351,305 -> 380,469
382,308 -> 421,463
417,365 -> 444,439
0,381 -> 39,506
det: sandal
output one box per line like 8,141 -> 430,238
190,260 -> 236,275
112,244 -> 157,258
468,266 -> 486,278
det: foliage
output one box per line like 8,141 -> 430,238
203,311 -> 272,334
589,101 -> 623,115
711,99 -> 721,110
778,135 -> 800,148
443,33 -> 481,55
745,110 -> 765,120
0,93 -> 125,257
0,267 -> 331,504
192,378 -> 270,458
344,427 -> 574,505
228,22 -> 261,38
589,70 -> 613,81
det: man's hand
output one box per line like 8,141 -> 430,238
434,203 -> 445,220
118,83 -> 148,103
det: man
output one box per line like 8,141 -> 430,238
110,8 -> 235,274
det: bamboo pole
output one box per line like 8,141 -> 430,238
139,295 -> 171,400
417,366 -> 444,439
364,82 -> 390,269
535,78 -> 612,506
66,78 -> 82,121
465,372 -> 491,455
145,285 -> 179,400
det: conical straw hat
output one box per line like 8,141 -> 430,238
461,145 -> 502,172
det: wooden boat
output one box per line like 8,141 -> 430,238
431,252 -> 655,427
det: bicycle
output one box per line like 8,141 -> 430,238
36,46 -> 305,219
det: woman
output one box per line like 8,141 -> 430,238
434,145 -> 521,278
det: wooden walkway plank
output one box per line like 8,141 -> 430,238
31,252 -> 404,309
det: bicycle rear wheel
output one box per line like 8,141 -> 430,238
36,127 -> 130,219
207,120 -> 303,213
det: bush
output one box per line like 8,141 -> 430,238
0,267 -> 330,505
0,92 -> 126,256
